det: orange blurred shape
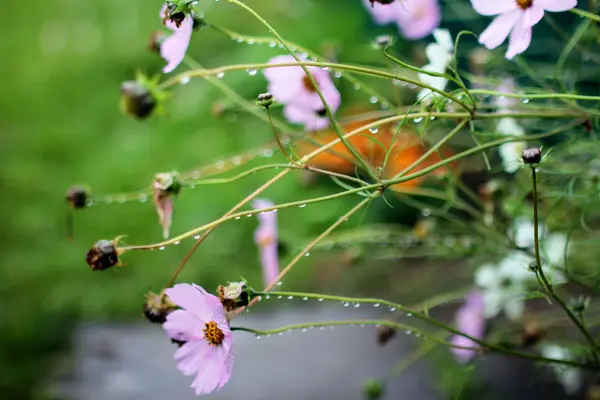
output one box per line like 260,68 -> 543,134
295,117 -> 454,191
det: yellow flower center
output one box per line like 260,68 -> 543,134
203,321 -> 225,346
302,76 -> 318,93
516,0 -> 533,10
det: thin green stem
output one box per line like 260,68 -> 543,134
266,107 -> 299,165
531,166 -> 600,360
465,88 -> 600,103
571,8 -> 600,23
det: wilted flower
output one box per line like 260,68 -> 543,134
253,199 -> 279,287
144,291 -> 177,323
471,0 -> 578,60
217,281 -> 249,311
376,325 -> 397,345
66,185 -> 90,209
163,284 -> 234,396
475,251 -> 533,320
264,55 -> 341,131
522,147 -> 541,164
153,172 -> 181,239
540,344 -> 582,395
160,4 -> 194,73
362,0 -> 441,40
450,291 -> 486,363
417,29 -> 454,101
85,239 -> 122,271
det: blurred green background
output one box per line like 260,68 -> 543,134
0,0 -> 590,397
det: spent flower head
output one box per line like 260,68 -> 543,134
153,171 -> 181,239
85,238 -> 123,271
163,283 -> 234,396
160,3 -> 194,73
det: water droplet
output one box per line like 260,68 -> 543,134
302,296 -> 308,301
370,96 -> 379,104
298,204 -> 307,208
117,197 -> 126,204
301,328 -> 307,332
247,214 -> 252,217
373,303 -> 380,308
179,75 -> 190,85
247,68 -> 258,76
329,326 -> 335,329
389,307 -> 396,312
269,41 -> 277,47
159,246 -> 165,251
265,295 -> 270,300
278,332 -> 284,336
405,330 -> 412,335
277,296 -> 283,299
278,43 -> 284,49
262,149 -> 273,158
413,117 -> 423,123
138,194 -> 148,203
381,103 -> 389,110
353,303 -> 360,308
216,72 -> 225,79
192,171 -> 201,179
287,296 -> 294,300
174,241 -> 180,245
255,335 -> 261,340
277,281 -> 283,286
360,324 -> 366,328
522,98 -> 530,104
343,302 -> 350,307
334,71 -> 342,79
304,252 -> 310,257
319,327 -> 325,331
369,127 -> 379,134
192,234 -> 201,239
323,66 -> 331,72
429,116 -> 436,120
85,198 -> 94,206
421,208 -> 431,217
235,37 -> 244,43
353,83 -> 361,90
318,298 -> 324,302
235,216 -> 241,220
247,39 -> 255,45
406,312 -> 412,317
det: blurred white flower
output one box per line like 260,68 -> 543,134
540,345 -> 582,395
417,29 -> 454,101
475,251 -> 533,320
498,140 -> 525,173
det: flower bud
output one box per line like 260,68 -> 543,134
256,92 -> 274,108
121,81 -> 157,119
144,291 -> 177,324
217,282 -> 249,311
66,185 -> 89,209
362,379 -> 385,400
85,239 -> 121,271
521,147 -> 541,165
376,325 -> 396,346
374,35 -> 393,48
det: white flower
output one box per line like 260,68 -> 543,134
540,345 -> 582,395
475,251 -> 534,320
417,29 -> 454,101
498,141 -> 525,173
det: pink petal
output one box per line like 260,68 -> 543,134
253,199 -> 280,287
264,55 -> 306,104
479,9 -> 522,50
191,348 -> 230,395
395,0 -> 441,40
506,16 -> 532,59
536,0 -> 577,12
361,0 -> 400,24
283,104 -> 330,132
163,309 -> 203,341
174,340 -> 212,376
161,16 -> 193,73
470,0 -> 518,15
522,5 -> 545,28
164,284 -> 215,321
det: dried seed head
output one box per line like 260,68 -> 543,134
153,171 -> 181,194
66,186 -> 89,209
256,92 -> 274,108
217,282 -> 249,311
376,325 -> 396,346
85,239 -> 121,271
144,291 -> 177,324
521,147 -> 541,165
121,81 -> 157,119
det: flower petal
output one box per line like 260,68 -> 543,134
161,16 -> 193,74
395,0 -> 441,40
164,283 -> 215,321
163,309 -> 203,341
522,5 -> 545,28
174,340 -> 211,376
536,0 -> 578,12
479,9 -> 522,50
475,264 -> 497,288
506,16 -> 533,59
471,0 -> 518,16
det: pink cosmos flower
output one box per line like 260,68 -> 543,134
362,0 -> 441,40
450,291 -> 486,363
471,0 -> 577,59
163,284 -> 234,396
263,55 -> 341,131
160,5 -> 194,73
253,199 -> 279,286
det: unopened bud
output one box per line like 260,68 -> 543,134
362,379 -> 385,400
66,185 -> 89,209
85,239 -> 121,271
376,325 -> 396,346
144,291 -> 177,324
121,81 -> 157,119
256,92 -> 274,108
522,147 -> 541,164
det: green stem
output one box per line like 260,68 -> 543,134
464,88 -> 600,103
530,166 -> 600,359
266,108 -> 299,165
571,8 -> 600,23
244,291 -> 591,369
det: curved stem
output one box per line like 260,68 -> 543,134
571,7 -> 600,23
266,107 -> 299,165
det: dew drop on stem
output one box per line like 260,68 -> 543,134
369,127 -> 379,134
369,96 -> 379,104
247,68 -> 257,76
